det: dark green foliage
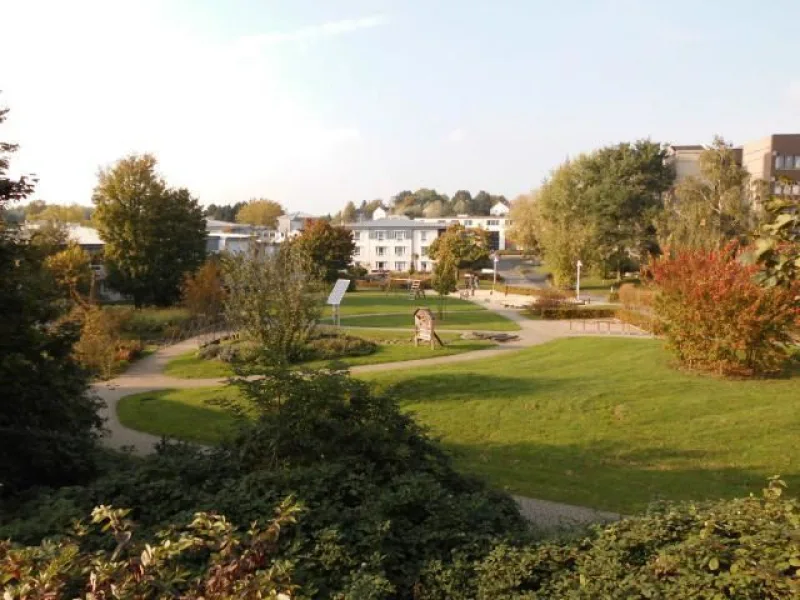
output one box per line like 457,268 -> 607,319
291,219 -> 355,283
416,479 -> 799,599
300,332 -> 377,361
205,201 -> 246,222
0,102 -> 103,495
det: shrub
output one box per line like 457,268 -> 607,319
616,308 -> 659,333
113,306 -> 193,341
114,338 -> 144,362
618,282 -> 656,309
301,332 -> 377,361
418,479 -> 800,599
651,244 -> 799,376
524,288 -> 568,317
74,306 -> 119,379
182,258 -> 226,320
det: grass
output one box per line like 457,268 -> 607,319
117,387 -> 242,444
338,311 -> 520,331
119,337 -> 800,514
163,329 -> 495,379
323,290 -> 483,318
361,338 -> 800,513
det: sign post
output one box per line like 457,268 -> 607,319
575,260 -> 583,301
491,253 -> 499,295
414,307 -> 442,348
326,279 -> 350,328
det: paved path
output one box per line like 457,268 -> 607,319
92,297 -> 648,529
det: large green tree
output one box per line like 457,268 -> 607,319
659,137 -> 754,251
292,219 -> 355,283
205,201 -> 245,222
235,198 -> 285,227
428,223 -> 491,270
0,101 -> 103,495
93,154 -> 206,307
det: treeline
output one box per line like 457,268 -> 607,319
335,189 -> 509,222
2,199 -> 94,224
205,198 -> 285,227
510,137 -> 761,286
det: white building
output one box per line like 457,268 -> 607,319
345,217 -> 445,273
276,212 -> 315,242
371,205 -> 388,220
489,202 -> 509,216
416,214 -> 511,251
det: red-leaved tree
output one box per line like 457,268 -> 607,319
651,244 -> 799,376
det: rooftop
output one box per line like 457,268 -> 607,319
345,217 -> 443,229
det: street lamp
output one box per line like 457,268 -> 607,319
576,260 -> 583,301
491,253 -> 499,294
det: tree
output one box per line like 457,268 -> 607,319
93,154 -> 207,307
451,190 -> 473,215
471,190 -> 494,215
73,306 -> 119,379
431,253 -> 458,319
235,198 -> 285,227
428,223 -> 491,270
223,244 -> 324,365
0,99 -> 103,494
423,199 -> 445,217
46,242 -> 92,306
35,203 -> 92,224
292,219 -> 355,283
659,137 -> 753,251
341,201 -> 357,223
508,193 -> 540,255
205,201 -> 245,222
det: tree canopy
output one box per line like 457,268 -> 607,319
1,100 -> 103,494
205,201 -> 245,222
235,198 -> 285,227
93,154 -> 207,307
292,219 -> 355,283
428,223 -> 491,270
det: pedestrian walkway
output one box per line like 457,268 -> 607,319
91,297 -> 646,529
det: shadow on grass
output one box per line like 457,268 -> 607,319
381,372 -> 572,402
441,438 -> 800,514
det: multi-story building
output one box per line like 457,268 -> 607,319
664,145 -> 705,183
276,212 -> 316,242
345,217 -> 445,272
416,214 -> 512,251
741,134 -> 800,196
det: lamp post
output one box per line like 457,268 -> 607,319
491,253 -> 499,294
576,260 -> 583,301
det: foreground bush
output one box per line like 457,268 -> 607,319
5,480 -> 798,599
652,244 -> 799,376
417,478 -> 800,599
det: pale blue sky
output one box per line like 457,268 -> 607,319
2,0 -> 799,214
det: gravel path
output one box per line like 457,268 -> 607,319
92,297 -> 647,528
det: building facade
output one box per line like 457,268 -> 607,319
741,134 -> 800,196
345,217 -> 445,272
276,212 -> 315,242
665,145 -> 705,183
416,214 -> 511,251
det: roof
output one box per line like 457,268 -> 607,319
205,218 -> 242,229
280,212 -> 315,220
67,225 -> 104,246
345,217 -> 443,229
669,145 -> 704,151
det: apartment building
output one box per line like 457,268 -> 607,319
741,134 -> 800,196
345,217 -> 445,272
416,214 -> 512,251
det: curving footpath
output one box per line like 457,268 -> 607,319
93,298 -> 640,529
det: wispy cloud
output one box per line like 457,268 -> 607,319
233,15 -> 388,55
447,128 -> 466,143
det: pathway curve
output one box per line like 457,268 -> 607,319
92,296 -> 647,529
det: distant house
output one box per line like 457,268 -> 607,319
344,217 -> 445,273
489,202 -> 510,217
276,212 -> 316,242
372,206 -> 388,220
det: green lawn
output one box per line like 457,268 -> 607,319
117,387 -> 242,444
119,337 -> 800,514
323,291 -> 483,317
163,330 -> 495,379
362,338 -> 800,513
338,310 -> 520,331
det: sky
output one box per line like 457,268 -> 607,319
2,0 -> 800,215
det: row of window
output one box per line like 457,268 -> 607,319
369,261 -> 430,272
356,245 -> 429,257
775,154 -> 800,170
433,219 -> 503,226
355,230 -> 424,241
774,182 -> 800,195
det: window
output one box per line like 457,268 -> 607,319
376,230 -> 386,241
394,261 -> 406,271
421,246 -> 429,257
437,219 -> 445,224
795,156 -> 800,169
376,261 -> 386,270
368,231 -> 376,239
420,261 -> 428,271
774,182 -> 783,195
376,246 -> 386,257
394,230 -> 405,240
487,219 -> 499,226
352,231 -> 361,240
793,184 -> 800,196
776,154 -> 785,169
420,231 -> 428,241
354,246 -> 361,256
463,219 -> 473,226
394,246 -> 405,256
